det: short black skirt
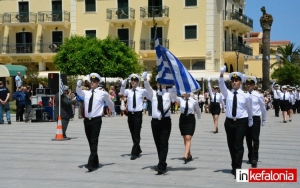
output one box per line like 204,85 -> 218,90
280,100 -> 290,111
179,114 -> 195,136
210,102 -> 221,115
205,98 -> 209,105
289,102 -> 293,110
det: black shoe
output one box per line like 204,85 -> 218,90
188,155 -> 193,162
8,121 -> 11,124
247,160 -> 251,164
289,120 -> 292,122
251,160 -> 257,168
216,128 -> 218,133
183,157 -> 188,164
130,155 -> 137,160
84,164 -> 94,172
154,166 -> 165,174
231,169 -> 236,176
284,121 -> 287,123
63,135 -> 67,138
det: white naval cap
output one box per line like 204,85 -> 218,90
282,85 -> 287,89
229,72 -> 244,81
89,73 -> 101,82
129,73 -> 140,82
244,76 -> 257,84
274,83 -> 279,87
63,85 -> 69,91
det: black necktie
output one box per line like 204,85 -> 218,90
232,91 -> 237,117
88,89 -> 94,113
184,99 -> 189,115
249,91 -> 252,94
133,89 -> 136,108
157,94 -> 164,116
283,92 -> 285,100
214,93 -> 216,103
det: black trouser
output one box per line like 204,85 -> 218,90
273,99 -> 280,116
151,117 -> 172,171
84,116 -> 102,168
246,116 -> 261,162
171,102 -> 175,113
224,117 -> 248,170
199,102 -> 204,113
128,111 -> 143,156
61,118 -> 70,137
297,100 -> 300,113
16,104 -> 25,121
292,104 -> 297,114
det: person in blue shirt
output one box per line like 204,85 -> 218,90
13,87 -> 25,122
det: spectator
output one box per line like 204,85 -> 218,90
0,81 -> 11,124
13,86 -> 25,122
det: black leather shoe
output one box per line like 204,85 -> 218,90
188,155 -> 193,162
183,157 -> 188,164
231,169 -> 236,176
284,121 -> 287,123
130,155 -> 137,160
84,164 -> 94,172
8,121 -> 11,124
251,160 -> 257,168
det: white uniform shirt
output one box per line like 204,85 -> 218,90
219,77 -> 253,119
76,86 -> 115,118
249,91 -> 267,121
120,86 -> 149,112
279,91 -> 290,101
144,81 -> 176,119
175,97 -> 201,119
208,82 -> 224,107
272,88 -> 282,99
296,92 -> 300,100
289,93 -> 295,105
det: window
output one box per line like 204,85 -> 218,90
85,0 -> 96,12
244,64 -> 248,70
86,30 -> 96,38
185,0 -> 197,7
185,25 -> 197,39
192,59 -> 205,70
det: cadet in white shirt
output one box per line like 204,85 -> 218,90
291,87 -> 297,114
175,93 -> 201,164
143,72 -> 176,174
207,77 -> 224,134
76,73 -> 116,172
271,83 -> 282,117
219,66 -> 253,177
279,85 -> 290,123
120,74 -> 150,160
244,76 -> 267,168
296,88 -> 300,113
288,88 -> 295,121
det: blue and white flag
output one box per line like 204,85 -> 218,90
59,78 -> 64,95
155,37 -> 200,95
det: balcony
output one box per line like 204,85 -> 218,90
2,43 -> 35,54
139,38 -> 169,57
38,11 -> 70,28
106,8 -> 135,26
3,12 -> 37,29
140,6 -> 170,25
37,42 -> 62,53
223,41 -> 253,61
120,40 -> 135,50
223,10 -> 253,32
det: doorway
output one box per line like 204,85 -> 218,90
18,1 -> 29,23
52,0 -> 62,21
148,0 -> 163,17
117,0 -> 129,19
118,28 -> 129,46
16,32 -> 32,53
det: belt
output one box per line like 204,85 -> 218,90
128,111 -> 143,114
180,113 -> 195,117
85,116 -> 102,120
226,117 -> 248,122
152,116 -> 170,121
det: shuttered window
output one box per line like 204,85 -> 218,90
185,0 -> 197,7
185,25 -> 197,39
85,0 -> 96,12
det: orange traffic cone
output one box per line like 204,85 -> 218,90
51,116 -> 68,141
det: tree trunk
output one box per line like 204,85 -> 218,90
262,29 -> 270,90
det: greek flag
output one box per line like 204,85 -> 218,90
155,37 -> 200,95
59,78 -> 64,95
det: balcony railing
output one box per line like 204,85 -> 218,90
120,40 -> 135,50
3,12 -> 37,23
38,11 -> 70,22
140,6 -> 169,18
223,10 -> 253,28
223,41 -> 253,56
106,8 -> 135,20
37,42 -> 62,53
140,39 -> 169,50
2,43 -> 35,54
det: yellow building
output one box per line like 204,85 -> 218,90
0,0 -> 254,89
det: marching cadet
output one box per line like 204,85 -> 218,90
120,74 -> 150,160
279,85 -> 290,123
207,77 -> 224,133
244,76 -> 266,168
291,87 -> 297,114
142,72 -> 176,174
271,82 -> 281,117
219,66 -> 253,177
288,88 -> 295,121
296,88 -> 300,113
76,73 -> 116,172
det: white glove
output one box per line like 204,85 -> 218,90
77,80 -> 82,87
112,112 -> 116,117
142,72 -> 147,80
220,65 -> 226,74
248,119 -> 253,127
207,77 -> 210,82
262,120 -> 266,126
121,80 -> 127,87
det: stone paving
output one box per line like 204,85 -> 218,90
0,109 -> 299,187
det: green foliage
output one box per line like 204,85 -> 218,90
271,63 -> 300,85
53,35 -> 144,79
149,64 -> 158,87
23,63 -> 47,88
67,75 -> 78,91
270,43 -> 300,68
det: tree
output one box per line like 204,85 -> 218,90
270,43 -> 300,68
23,63 -> 40,87
53,35 -> 144,79
271,63 -> 300,85
149,64 -> 158,87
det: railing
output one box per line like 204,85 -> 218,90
223,41 -> 253,56
120,40 -> 135,50
38,11 -> 70,22
37,42 -> 63,53
106,7 -> 135,20
0,14 -> 3,24
223,10 -> 253,28
2,43 -> 35,53
140,6 -> 169,18
3,12 -> 37,23
140,39 -> 169,50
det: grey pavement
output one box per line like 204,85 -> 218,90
0,109 -> 299,188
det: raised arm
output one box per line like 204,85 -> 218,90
120,80 -> 128,96
76,80 -> 85,98
207,78 -> 214,99
143,81 -> 154,99
219,65 -> 229,98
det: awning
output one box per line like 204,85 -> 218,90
0,65 -> 27,77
